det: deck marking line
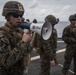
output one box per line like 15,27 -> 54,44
58,64 -> 74,74
57,41 -> 64,43
31,48 -> 66,61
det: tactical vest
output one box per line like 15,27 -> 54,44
0,24 -> 23,49
0,24 -> 31,64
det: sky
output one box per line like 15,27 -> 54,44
0,0 -> 76,22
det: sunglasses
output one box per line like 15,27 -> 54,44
71,19 -> 76,21
8,13 -> 23,18
12,14 -> 23,18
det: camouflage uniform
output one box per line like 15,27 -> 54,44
45,14 -> 59,64
62,24 -> 76,75
32,33 -> 53,75
31,17 -> 52,75
0,23 -> 31,75
31,15 -> 59,75
0,1 -> 32,75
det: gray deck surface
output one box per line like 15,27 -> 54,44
24,39 -> 74,75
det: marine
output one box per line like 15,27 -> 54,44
61,14 -> 76,75
0,1 -> 31,75
31,14 -> 59,75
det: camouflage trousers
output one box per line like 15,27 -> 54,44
39,54 -> 51,75
62,46 -> 76,75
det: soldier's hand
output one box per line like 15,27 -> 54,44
22,31 -> 31,43
50,60 -> 55,66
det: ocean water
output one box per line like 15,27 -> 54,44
55,21 -> 69,38
0,21 -> 69,38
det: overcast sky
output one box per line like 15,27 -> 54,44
0,0 -> 76,22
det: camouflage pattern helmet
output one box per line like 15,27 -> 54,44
2,1 -> 24,16
69,15 -> 76,21
45,15 -> 59,25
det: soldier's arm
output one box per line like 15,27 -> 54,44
62,27 -> 76,44
0,30 -> 30,69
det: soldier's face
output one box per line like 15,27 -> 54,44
9,14 -> 23,28
71,20 -> 76,25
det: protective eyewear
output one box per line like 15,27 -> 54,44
12,13 -> 23,18
71,19 -> 76,21
8,13 -> 23,18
